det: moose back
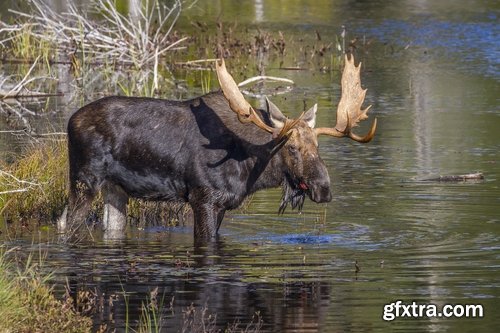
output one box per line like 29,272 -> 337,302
58,55 -> 376,241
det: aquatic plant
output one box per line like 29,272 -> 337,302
200,69 -> 212,95
136,287 -> 169,333
182,302 -> 263,333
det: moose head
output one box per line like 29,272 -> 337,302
216,55 -> 377,213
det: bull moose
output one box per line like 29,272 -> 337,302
58,55 -> 376,241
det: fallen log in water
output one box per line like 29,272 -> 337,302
422,172 -> 484,182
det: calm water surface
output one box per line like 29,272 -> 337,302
1,0 -> 499,332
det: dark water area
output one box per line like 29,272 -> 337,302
1,0 -> 499,332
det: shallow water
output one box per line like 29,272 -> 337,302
1,0 -> 499,332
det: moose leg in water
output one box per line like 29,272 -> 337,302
189,188 -> 227,241
102,182 -> 128,240
58,178 -> 97,241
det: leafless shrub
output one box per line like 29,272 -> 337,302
1,0 -> 186,68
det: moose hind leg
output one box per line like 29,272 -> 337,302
57,206 -> 69,232
102,182 -> 128,240
62,183 -> 96,242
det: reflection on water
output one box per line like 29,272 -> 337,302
1,0 -> 499,332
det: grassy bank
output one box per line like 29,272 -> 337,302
0,248 -> 92,332
0,139 -> 68,228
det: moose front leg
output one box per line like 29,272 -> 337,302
102,182 -> 128,240
192,203 -> 226,241
189,190 -> 226,241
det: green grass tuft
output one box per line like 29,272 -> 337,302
0,139 -> 68,226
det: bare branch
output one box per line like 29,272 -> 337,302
238,75 -> 294,87
0,169 -> 42,196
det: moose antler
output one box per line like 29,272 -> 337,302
315,54 -> 377,143
215,58 -> 302,141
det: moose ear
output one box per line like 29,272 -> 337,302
303,103 -> 318,128
266,97 -> 287,129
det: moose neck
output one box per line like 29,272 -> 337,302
246,139 -> 288,194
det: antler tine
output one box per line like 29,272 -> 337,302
216,58 -> 300,140
315,54 -> 377,143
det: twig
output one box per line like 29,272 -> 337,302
0,170 -> 41,187
0,188 -> 32,195
0,92 -> 63,99
175,58 -> 219,67
240,86 -> 294,98
0,129 -> 27,134
238,75 -> 295,87
0,170 -> 42,196
0,101 -> 33,131
422,173 -> 484,182
32,132 -> 67,137
1,56 -> 40,99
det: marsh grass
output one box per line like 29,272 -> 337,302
0,0 -> 186,105
136,287 -> 170,333
9,24 -> 53,63
125,292 -> 263,333
200,69 -> 212,95
115,69 -> 174,98
0,247 -> 92,332
182,302 -> 263,333
0,138 -> 68,228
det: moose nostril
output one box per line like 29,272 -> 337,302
323,187 -> 332,202
308,182 -> 332,203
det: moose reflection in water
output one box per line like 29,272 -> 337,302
58,55 -> 376,242
62,240 -> 333,332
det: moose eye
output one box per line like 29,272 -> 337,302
288,145 -> 298,154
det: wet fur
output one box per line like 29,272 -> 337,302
279,175 -> 306,214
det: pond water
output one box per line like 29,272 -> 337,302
1,0 -> 499,332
